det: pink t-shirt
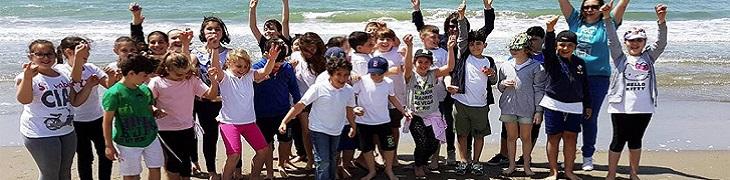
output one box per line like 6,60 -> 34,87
149,76 -> 209,131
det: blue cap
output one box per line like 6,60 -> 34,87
368,56 -> 389,74
324,47 -> 346,59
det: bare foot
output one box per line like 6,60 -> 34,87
565,172 -> 583,180
605,175 -> 616,180
524,167 -> 535,176
337,166 -> 352,179
386,171 -> 399,180
502,166 -> 515,176
360,172 -> 376,180
630,174 -> 641,180
428,159 -> 439,170
414,166 -> 426,177
208,173 -> 221,180
545,172 -> 558,180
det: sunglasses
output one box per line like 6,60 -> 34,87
30,52 -> 56,58
582,5 -> 601,11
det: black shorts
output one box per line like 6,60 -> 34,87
389,108 -> 404,128
357,123 -> 397,152
257,115 -> 293,144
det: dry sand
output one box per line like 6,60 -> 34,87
1,142 -> 727,180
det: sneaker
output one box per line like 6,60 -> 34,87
582,157 -> 594,171
447,150 -> 456,165
516,156 -> 524,167
455,162 -> 470,175
470,162 -> 486,176
486,154 -> 508,166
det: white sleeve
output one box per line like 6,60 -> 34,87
299,83 -> 321,106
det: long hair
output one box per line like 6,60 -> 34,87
298,32 -> 327,75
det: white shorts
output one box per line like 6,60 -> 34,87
116,137 -> 164,176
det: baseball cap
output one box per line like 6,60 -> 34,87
556,30 -> 578,44
624,27 -> 647,40
414,49 -> 434,61
508,32 -> 530,50
324,47 -> 346,59
368,56 -> 389,74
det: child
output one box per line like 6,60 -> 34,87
353,56 -> 411,180
252,38 -> 299,178
604,3 -> 668,180
16,40 -> 95,180
371,29 -> 408,167
212,45 -> 279,180
149,52 -> 220,180
540,16 -> 592,180
497,33 -> 547,176
56,36 -> 114,180
102,54 -> 163,180
249,0 -> 292,54
278,57 -> 358,180
348,31 -> 375,79
191,16 -> 233,178
445,3 -> 497,176
103,36 -> 139,85
404,34 -> 457,178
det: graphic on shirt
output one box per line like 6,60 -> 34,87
413,78 -> 434,112
40,83 -> 74,131
624,62 -> 650,91
44,108 -> 74,130
576,25 -> 597,57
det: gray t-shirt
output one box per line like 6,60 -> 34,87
407,69 -> 439,117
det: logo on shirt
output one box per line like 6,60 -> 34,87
44,108 -> 74,130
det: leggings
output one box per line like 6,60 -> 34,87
74,118 -> 112,180
159,128 -> 197,177
194,99 -> 222,173
609,113 -> 652,152
24,132 -> 77,180
409,116 -> 439,167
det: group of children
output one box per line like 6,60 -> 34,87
16,0 -> 668,180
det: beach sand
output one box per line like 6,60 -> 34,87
2,142 -> 727,180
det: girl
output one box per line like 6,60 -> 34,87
212,46 -> 279,180
56,36 -> 114,180
16,40 -> 96,180
603,3 -> 668,180
404,34 -> 456,178
191,16 -> 233,179
129,3 -> 193,58
278,56 -> 358,180
497,33 -> 546,176
149,52 -> 220,180
558,0 -> 631,170
249,0 -> 292,54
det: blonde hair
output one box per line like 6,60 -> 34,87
226,48 -> 253,68
156,52 -> 194,77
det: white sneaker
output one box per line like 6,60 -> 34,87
582,157 -> 594,171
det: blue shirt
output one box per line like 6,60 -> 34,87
567,8 -> 618,77
252,59 -> 301,118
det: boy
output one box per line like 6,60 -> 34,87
278,57 -> 357,180
348,31 -> 375,80
103,36 -> 139,85
445,3 -> 497,176
352,57 -> 410,180
102,54 -> 163,180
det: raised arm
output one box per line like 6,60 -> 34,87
410,0 -> 425,31
16,64 -> 37,104
478,0 -> 495,38
129,3 -> 147,51
254,45 -> 281,81
648,4 -> 668,61
70,43 -> 89,83
602,1 -> 626,68
558,0 -> 575,18
542,16 -> 560,69
436,35 -> 457,77
281,0 -> 291,40
456,4 -> 469,58
611,0 -> 630,25
249,0 -> 263,42
403,35 -> 415,82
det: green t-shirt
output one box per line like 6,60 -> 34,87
102,83 -> 158,147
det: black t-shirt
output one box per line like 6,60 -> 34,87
257,34 -> 292,56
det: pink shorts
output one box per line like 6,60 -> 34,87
220,123 -> 268,155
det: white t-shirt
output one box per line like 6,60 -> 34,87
350,52 -> 371,77
55,63 -> 107,122
15,72 -> 75,138
430,48 -> 448,102
539,95 -> 584,114
451,55 -> 491,107
293,51 -> 319,96
608,56 -> 654,113
315,72 -> 329,84
373,49 -> 406,108
217,70 -> 257,124
353,75 -> 395,125
301,82 -> 355,136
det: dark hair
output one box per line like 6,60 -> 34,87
28,39 -> 56,58
326,36 -> 347,49
119,53 -> 157,76
198,16 -> 231,45
326,56 -> 352,75
444,12 -> 470,36
299,32 -> 327,75
419,25 -> 440,36
147,31 -> 169,44
156,52 -> 193,77
115,36 -> 136,49
57,36 -> 88,64
264,19 -> 283,33
263,38 -> 290,62
526,26 -> 546,39
348,31 -> 370,50
467,30 -> 487,43
579,0 -> 606,21
375,29 -> 397,40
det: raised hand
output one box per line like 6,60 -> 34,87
103,67 -> 120,82
601,0 -> 613,18
74,42 -> 90,64
481,66 -> 495,77
22,63 -> 39,77
129,2 -> 144,25
411,0 -> 420,11
403,34 -> 414,47
266,42 -> 281,61
180,28 -> 194,46
546,16 -> 559,32
249,0 -> 259,9
484,0 -> 494,9
458,0 -> 467,20
655,4 -> 667,23
208,67 -> 223,82
447,34 -> 457,48
85,75 -> 101,87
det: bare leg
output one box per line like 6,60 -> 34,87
298,113 -> 314,170
504,122 -> 519,175
222,154 -> 241,180
391,128 -> 401,167
629,149 -> 642,180
264,144 -> 274,179
606,151 -> 621,180
457,135 -> 469,162
546,134 -> 562,179
519,123 -> 535,176
382,150 -> 398,180
123,175 -> 140,180
251,147 -> 270,180
148,168 -> 161,180
563,132 -> 581,180
360,151 -> 376,180
473,136 -> 484,163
